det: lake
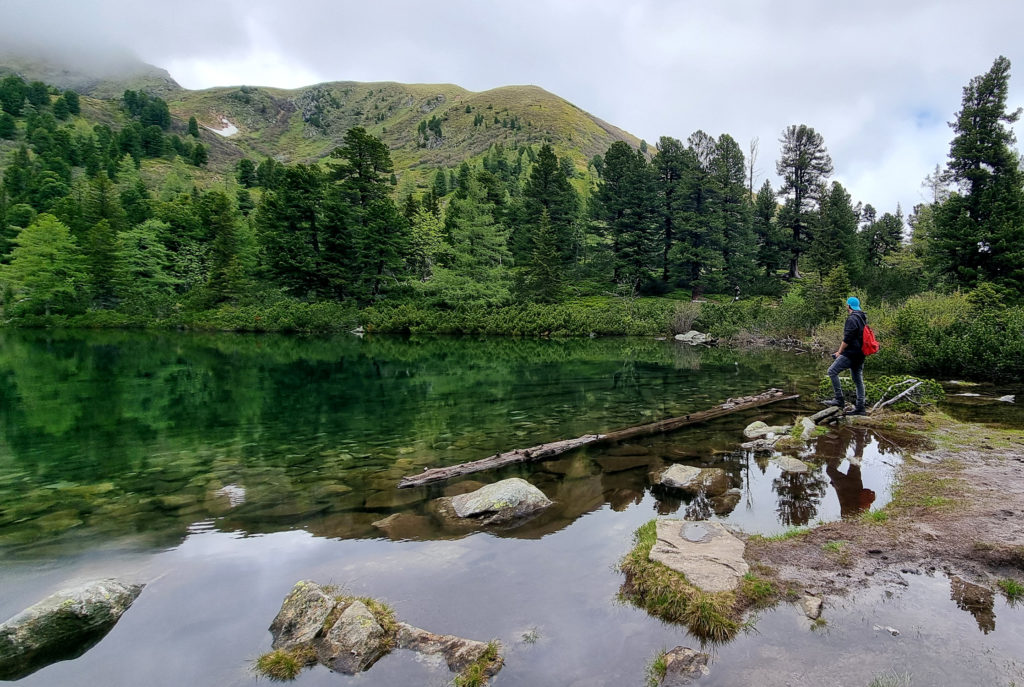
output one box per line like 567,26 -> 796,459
1,330 -> 1020,686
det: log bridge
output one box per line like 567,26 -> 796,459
397,388 -> 799,489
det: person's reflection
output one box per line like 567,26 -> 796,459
821,429 -> 876,518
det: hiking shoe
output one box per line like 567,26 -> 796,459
822,398 -> 844,407
847,407 -> 868,416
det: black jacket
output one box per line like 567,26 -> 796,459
842,310 -> 867,361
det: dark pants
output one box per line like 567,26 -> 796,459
827,354 -> 865,408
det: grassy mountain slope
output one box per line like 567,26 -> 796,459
0,55 -> 643,193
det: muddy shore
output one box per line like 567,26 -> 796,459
745,410 -> 1024,606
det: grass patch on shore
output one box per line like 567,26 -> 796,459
253,646 -> 318,681
861,509 -> 889,524
619,520 -> 786,642
889,472 -> 964,513
645,649 -> 669,687
748,527 -> 811,543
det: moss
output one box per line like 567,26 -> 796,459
253,646 -> 317,681
453,641 -> 503,687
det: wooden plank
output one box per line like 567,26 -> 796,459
397,388 -> 799,489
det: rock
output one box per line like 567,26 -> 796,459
743,421 -> 791,439
800,595 -> 823,620
799,417 -> 817,440
740,438 -> 776,452
656,465 -> 730,497
396,623 -> 498,673
648,519 -> 749,593
709,488 -> 741,515
0,578 -> 144,680
434,478 -> 552,526
371,513 -> 436,540
872,624 -> 901,636
674,330 -> 713,345
317,600 -> 388,674
269,580 -> 338,650
660,646 -> 710,686
772,456 -> 810,473
809,406 -> 842,424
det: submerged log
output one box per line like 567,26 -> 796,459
398,389 -> 799,489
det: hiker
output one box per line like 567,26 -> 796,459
825,296 -> 867,415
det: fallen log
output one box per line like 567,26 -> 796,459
398,388 -> 799,489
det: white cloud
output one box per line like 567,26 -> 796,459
1,0 -> 1022,216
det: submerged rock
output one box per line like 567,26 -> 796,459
743,421 -> 791,439
660,646 -> 710,686
396,623 -> 496,673
800,595 -> 823,620
648,519 -> 748,593
655,465 -> 730,497
772,456 -> 810,473
0,578 -> 144,680
431,478 -> 553,526
709,488 -> 742,515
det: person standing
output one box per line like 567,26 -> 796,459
824,297 -> 867,415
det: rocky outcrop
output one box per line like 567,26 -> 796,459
673,330 -> 714,346
659,646 -> 710,686
648,519 -> 749,593
654,465 -> 731,497
265,581 -> 503,681
431,478 -> 553,526
0,578 -> 143,680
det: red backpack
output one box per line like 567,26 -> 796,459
861,324 -> 879,355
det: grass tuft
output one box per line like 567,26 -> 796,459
861,509 -> 889,524
748,527 -> 811,543
454,641 -> 503,687
645,648 -> 668,687
253,646 -> 317,682
997,578 -> 1024,604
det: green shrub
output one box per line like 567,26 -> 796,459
817,374 -> 944,411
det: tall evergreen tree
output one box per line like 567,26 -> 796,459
188,116 -> 200,138
84,219 -> 119,307
519,209 -> 562,302
669,131 -> 724,297
752,180 -> 785,276
256,164 -> 327,298
807,181 -> 860,277
114,219 -> 178,302
1,213 -> 86,315
514,143 -> 579,264
714,134 -> 756,290
776,124 -> 833,278
651,137 -> 691,283
593,141 -> 658,287
932,55 -> 1024,293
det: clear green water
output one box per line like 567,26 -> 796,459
1,330 -> 1020,686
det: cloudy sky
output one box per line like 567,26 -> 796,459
2,0 -> 1022,218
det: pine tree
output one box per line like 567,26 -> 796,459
714,134 -> 756,291
1,213 -> 86,315
593,141 -> 658,287
807,181 -> 860,277
188,116 -> 200,138
432,168 -> 448,198
752,180 -> 785,277
255,164 -> 327,298
114,219 -> 178,302
84,219 -> 119,307
519,209 -> 562,302
932,55 -> 1024,294
776,124 -> 833,278
515,143 -> 579,265
0,112 -> 15,139
236,158 -> 258,187
669,130 -> 724,297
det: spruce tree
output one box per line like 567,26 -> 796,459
84,219 -> 119,307
593,141 -> 658,287
807,181 -> 860,277
651,137 -> 690,283
714,134 -> 756,291
188,116 -> 200,138
515,143 -> 579,265
1,213 -> 86,315
752,180 -> 785,277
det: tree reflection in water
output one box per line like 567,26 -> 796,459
773,469 -> 828,526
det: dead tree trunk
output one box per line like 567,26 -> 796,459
397,388 -> 799,489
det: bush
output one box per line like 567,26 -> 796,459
817,374 -> 944,412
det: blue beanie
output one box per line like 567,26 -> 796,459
847,297 -> 861,310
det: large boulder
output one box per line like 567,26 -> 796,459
433,478 -> 553,526
648,519 -> 748,593
317,601 -> 389,674
655,465 -> 731,497
269,580 -> 337,649
674,330 -> 713,346
0,578 -> 144,680
660,646 -> 710,686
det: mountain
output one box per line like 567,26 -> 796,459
0,55 -> 642,191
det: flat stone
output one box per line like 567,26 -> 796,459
809,406 -> 842,424
801,595 -> 823,620
649,519 -> 748,593
660,646 -> 710,686
772,456 -> 809,473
